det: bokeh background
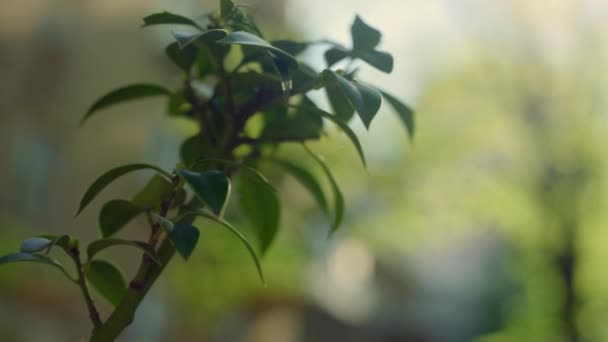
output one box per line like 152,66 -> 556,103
2,0 -> 608,341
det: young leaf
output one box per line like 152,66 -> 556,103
86,260 -> 127,307
322,70 -> 382,129
99,200 -> 145,238
37,235 -> 71,254
0,253 -> 74,281
267,158 -> 329,214
183,210 -> 264,283
169,224 -> 200,260
77,163 -> 171,216
290,104 -> 366,167
177,170 -> 231,216
351,15 -> 381,51
87,239 -> 160,265
304,146 -> 345,232
218,31 -> 298,69
82,84 -> 170,124
20,238 -> 53,253
238,170 -> 280,254
380,90 -> 415,140
142,11 -> 204,30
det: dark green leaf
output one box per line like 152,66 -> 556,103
271,40 -> 309,56
142,11 -> 203,29
268,158 -> 329,214
325,79 -> 355,122
77,163 -> 171,216
304,146 -> 345,232
169,224 -> 200,260
99,200 -> 145,238
355,49 -> 393,73
20,238 -> 52,253
82,84 -> 170,124
351,15 -> 381,51
380,90 -> 415,140
86,260 -> 127,306
87,238 -> 160,265
165,42 -> 197,72
171,29 -> 228,49
180,135 -> 212,168
0,253 -> 74,281
322,70 -> 382,129
324,46 -> 350,67
238,170 -> 280,254
183,210 -> 264,283
268,51 -> 293,95
218,31 -> 298,69
292,63 -> 319,94
291,104 -> 366,167
260,103 -> 322,142
177,170 -> 231,216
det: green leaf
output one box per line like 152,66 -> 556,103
165,42 -> 198,72
292,63 -> 319,94
351,15 -> 381,51
132,174 -> 174,208
260,103 -> 323,142
142,11 -> 203,29
238,170 -> 280,254
20,238 -> 53,253
267,158 -> 329,214
169,224 -> 200,260
380,90 -> 415,140
77,163 -> 171,216
82,84 -> 170,124
0,253 -> 74,281
86,260 -> 127,306
177,170 -> 231,216
180,135 -> 212,168
171,29 -> 228,49
99,200 -> 145,238
324,46 -> 350,67
218,31 -> 298,69
291,104 -> 366,167
183,210 -> 264,283
354,49 -> 393,73
268,51 -> 293,95
304,146 -> 345,232
325,79 -> 355,122
271,40 -> 309,56
87,238 -> 160,265
322,70 -> 382,129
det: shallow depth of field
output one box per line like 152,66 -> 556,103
2,1 -> 608,341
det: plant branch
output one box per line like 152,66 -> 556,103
70,246 -> 102,328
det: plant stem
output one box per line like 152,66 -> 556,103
89,238 -> 176,342
71,247 -> 102,328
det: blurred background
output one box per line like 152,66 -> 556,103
2,0 -> 608,341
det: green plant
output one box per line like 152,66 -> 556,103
0,1 -> 413,341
